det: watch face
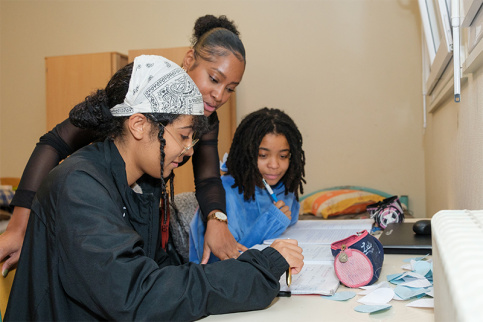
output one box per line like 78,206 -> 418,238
215,212 -> 227,220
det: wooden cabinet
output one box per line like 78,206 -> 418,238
129,48 -> 237,194
45,52 -> 128,130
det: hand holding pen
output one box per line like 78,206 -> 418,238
269,239 -> 304,283
262,179 -> 291,220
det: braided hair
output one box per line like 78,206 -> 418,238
149,114 -> 207,222
225,108 -> 306,201
190,14 -> 246,66
69,62 -> 208,221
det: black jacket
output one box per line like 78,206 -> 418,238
5,139 -> 288,321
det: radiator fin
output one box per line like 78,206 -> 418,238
432,210 -> 483,322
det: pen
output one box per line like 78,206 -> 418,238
262,179 -> 278,202
286,267 -> 292,287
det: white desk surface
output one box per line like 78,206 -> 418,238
205,219 -> 434,322
205,254 -> 433,322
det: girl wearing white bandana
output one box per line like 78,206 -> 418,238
5,55 -> 304,321
2,14 -> 248,275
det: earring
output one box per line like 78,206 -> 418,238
182,66 -> 187,72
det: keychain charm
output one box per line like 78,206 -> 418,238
339,245 -> 348,263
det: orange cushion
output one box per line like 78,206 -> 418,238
301,189 -> 385,219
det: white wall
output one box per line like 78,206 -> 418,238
0,0 -> 425,216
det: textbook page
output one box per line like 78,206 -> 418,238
251,243 -> 334,262
250,244 -> 339,295
263,219 -> 373,245
279,263 -> 339,295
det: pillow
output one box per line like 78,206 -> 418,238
0,187 -> 14,207
300,189 -> 385,219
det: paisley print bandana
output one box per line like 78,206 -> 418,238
110,55 -> 203,117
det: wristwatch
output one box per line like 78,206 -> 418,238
207,211 -> 228,223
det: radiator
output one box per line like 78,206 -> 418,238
432,210 -> 483,322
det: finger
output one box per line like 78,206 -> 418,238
291,266 -> 304,275
227,246 -> 241,259
274,200 -> 285,209
285,248 -> 304,263
2,254 -> 18,277
0,250 -> 8,264
237,243 -> 248,252
1,262 -> 9,277
201,247 -> 212,264
276,238 -> 298,245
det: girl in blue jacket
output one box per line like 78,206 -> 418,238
190,107 -> 306,263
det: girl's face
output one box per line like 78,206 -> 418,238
257,133 -> 291,186
140,115 -> 195,180
161,115 -> 197,177
185,50 -> 245,117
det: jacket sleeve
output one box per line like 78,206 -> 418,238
226,183 -> 301,248
192,113 -> 226,219
57,171 -> 287,321
289,195 -> 300,227
10,118 -> 98,209
235,205 -> 291,248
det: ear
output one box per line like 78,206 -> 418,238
182,48 -> 196,71
127,114 -> 150,140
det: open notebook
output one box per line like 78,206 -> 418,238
253,219 -> 373,295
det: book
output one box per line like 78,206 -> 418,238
256,219 -> 374,295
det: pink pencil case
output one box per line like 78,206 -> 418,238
330,230 -> 384,288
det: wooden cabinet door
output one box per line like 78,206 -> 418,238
45,52 -> 128,130
128,48 -> 237,193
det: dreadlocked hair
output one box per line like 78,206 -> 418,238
225,107 -> 306,201
69,62 -> 134,139
190,14 -> 246,65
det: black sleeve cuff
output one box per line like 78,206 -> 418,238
261,247 -> 290,279
10,189 -> 36,209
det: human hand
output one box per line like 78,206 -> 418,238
274,200 -> 291,220
0,207 -> 30,277
201,219 -> 248,264
269,239 -> 304,275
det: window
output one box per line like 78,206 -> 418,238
419,0 -> 454,96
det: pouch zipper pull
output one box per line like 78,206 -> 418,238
339,244 -> 348,263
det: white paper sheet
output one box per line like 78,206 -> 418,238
279,263 -> 340,295
264,219 -> 373,245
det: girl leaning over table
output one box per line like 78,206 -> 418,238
4,55 -> 304,321
0,14 -> 248,276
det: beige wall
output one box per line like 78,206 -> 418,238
0,0 -> 426,216
424,54 -> 483,216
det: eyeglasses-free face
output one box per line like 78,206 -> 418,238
257,133 -> 291,186
159,123 -> 199,158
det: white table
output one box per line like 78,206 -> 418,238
205,222 -> 434,322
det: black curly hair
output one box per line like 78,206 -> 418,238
225,108 -> 306,201
190,14 -> 246,66
69,61 -> 208,222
